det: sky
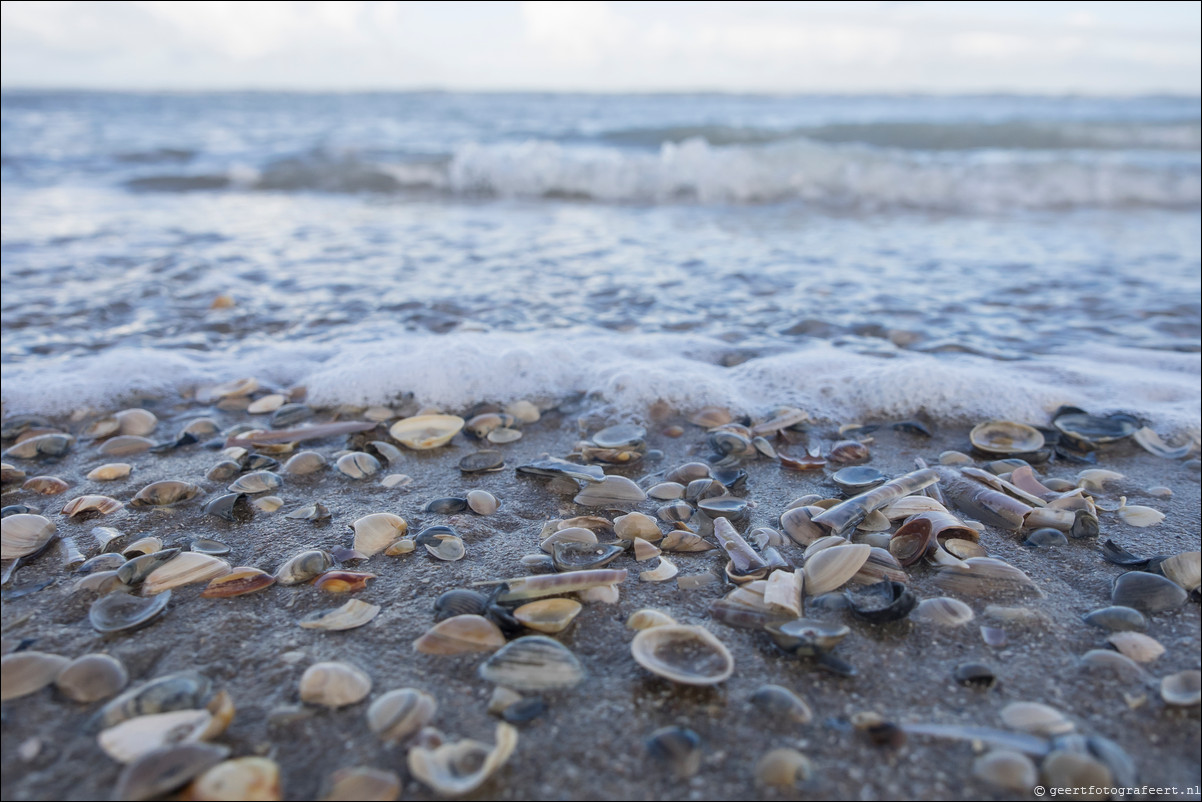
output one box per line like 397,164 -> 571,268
1,1 -> 1199,94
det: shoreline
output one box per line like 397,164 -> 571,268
1,394 -> 1199,801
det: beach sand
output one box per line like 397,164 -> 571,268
1,399 -> 1199,801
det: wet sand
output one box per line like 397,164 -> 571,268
1,400 -> 1199,801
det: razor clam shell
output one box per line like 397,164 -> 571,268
299,599 -> 380,631
811,468 -> 939,535
478,636 -> 584,691
142,553 -> 232,595
299,661 -> 372,708
489,568 -> 628,602
631,625 -> 734,686
367,688 -> 437,742
407,722 -> 518,797
804,543 -> 870,596
414,615 -> 506,654
573,475 -> 647,507
98,709 -> 213,763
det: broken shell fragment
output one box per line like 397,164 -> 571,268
299,662 -> 371,708
407,722 -> 518,797
1,513 -> 57,559
90,589 -> 172,633
478,636 -> 584,691
98,709 -> 214,763
631,625 -> 733,686
389,414 -> 465,450
299,599 -> 381,631
513,598 -> 582,633
489,568 -> 627,602
368,688 -> 438,743
201,567 -> 275,599
54,653 -> 128,703
1,651 -> 71,701
414,615 -> 506,655
640,555 -> 679,583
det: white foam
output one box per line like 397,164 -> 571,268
3,332 -> 1198,435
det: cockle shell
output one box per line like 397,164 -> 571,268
367,688 -> 437,743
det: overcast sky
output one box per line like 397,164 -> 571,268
2,1 -> 1199,93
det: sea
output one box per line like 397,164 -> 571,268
1,91 -> 1199,433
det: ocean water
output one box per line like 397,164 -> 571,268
2,91 -> 1199,432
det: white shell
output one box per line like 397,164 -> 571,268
407,723 -> 518,796
98,709 -> 213,763
1106,631 -> 1164,663
626,609 -> 676,630
574,476 -> 647,507
1117,501 -> 1165,528
367,688 -> 437,742
640,556 -> 678,583
1,513 -> 57,559
299,599 -> 381,631
87,463 -> 132,481
763,570 -> 802,617
299,662 -> 372,708
247,394 -> 287,414
1076,469 -> 1124,492
1,651 -> 70,701
1160,670 -> 1201,706
389,414 -> 465,450
912,597 -> 975,626
803,543 -> 870,596
142,553 -> 232,595
115,408 -> 158,436
972,750 -> 1038,792
999,701 -> 1074,736
351,513 -> 408,557
630,625 -> 733,685
1161,551 -> 1201,591
613,512 -> 661,541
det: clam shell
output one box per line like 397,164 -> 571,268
123,536 -> 163,557
1133,426 -> 1195,459
114,743 -> 230,802
755,748 -> 814,789
425,534 -> 466,561
22,475 -> 70,495
368,688 -> 438,743
99,671 -> 213,727
972,750 -> 1037,792
201,567 -> 276,599
999,701 -> 1074,736
228,471 -> 283,494
1082,605 -> 1146,632
1106,631 -> 1164,663
389,414 -> 465,450
1,513 -> 57,559
113,408 -> 157,436
99,709 -> 213,763
1,651 -> 70,701
749,684 -> 812,725
434,589 -> 489,620
283,451 -> 327,475
299,599 -> 381,631
970,421 -> 1044,454
336,452 -> 381,479
1079,649 -> 1147,683
613,512 -> 661,541
478,636 -> 584,691
1040,751 -> 1112,794
4,432 -> 75,459
804,543 -> 870,596
1111,571 -> 1187,612
540,526 -> 598,552
284,501 -> 330,521
414,614 -> 506,654
352,513 -> 408,557
645,726 -> 703,779
459,449 -> 505,473
88,462 -> 132,481
90,589 -> 172,633
659,529 -> 714,553
98,435 -> 154,457
312,571 -> 375,593
648,482 -> 685,500
252,495 -> 282,512
62,494 -> 124,517
1053,410 -> 1138,444
1117,502 -> 1164,528
466,489 -> 499,516
322,767 -> 401,802
247,394 -> 286,414
912,597 -> 974,626
275,550 -> 334,585
631,625 -> 733,686
299,662 -> 372,708
1160,670 -> 1201,706
131,480 -> 201,508
1160,550 -> 1201,591
407,722 -> 518,796
935,557 -> 1041,599
626,609 -> 676,630
143,553 -> 232,595
54,653 -> 128,703
190,757 -> 281,802
574,476 -> 647,507
513,598 -> 582,634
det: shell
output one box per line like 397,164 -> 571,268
283,451 -> 327,475
804,543 -> 870,596
969,421 -> 1044,454
972,750 -> 1037,793
755,748 -> 814,789
54,653 -> 128,703
62,494 -> 124,517
935,557 -> 1041,600
659,529 -> 714,553
999,701 -> 1074,736
284,502 -> 330,521
99,671 -> 213,727
749,684 -> 812,725
407,722 -> 518,797
90,589 -> 172,633
763,570 -> 803,617
1040,751 -> 1112,794
1111,571 -> 1187,612
131,480 -> 201,508
1079,650 -> 1147,683
201,567 -> 275,599
574,476 -> 647,507
190,757 -> 281,802
247,394 -> 287,414
631,625 -> 733,686
299,662 -> 371,708
425,534 -> 466,561
336,452 -> 381,479
458,450 -> 505,473
1,651 -> 71,701
1106,631 -> 1164,663
4,432 -> 75,459
466,489 -> 499,516
389,414 -> 465,450
1,513 -> 57,559
98,709 -> 214,763
912,597 -> 975,626
143,553 -> 232,595
113,408 -> 157,436
478,636 -> 584,691
252,495 -> 283,512
846,580 -> 916,623
322,767 -> 401,802
613,512 -> 661,541
1161,550 -> 1201,592
122,536 -> 163,557
626,609 -> 676,630
1082,606 -> 1146,632
351,513 -> 408,557
1160,670 -> 1201,706
540,526 -> 598,552
114,743 -> 230,802
648,482 -> 685,500
275,550 -> 335,585
1117,502 -> 1165,528
414,615 -> 506,655
513,598 -> 582,634
98,435 -> 154,457
640,556 -> 679,583
312,571 -> 375,593
88,463 -> 132,482
632,537 -> 662,562
367,688 -> 438,742
299,599 -> 381,631
22,475 -> 70,495
645,726 -> 703,779
228,471 -> 283,494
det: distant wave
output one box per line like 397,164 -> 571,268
123,137 -> 1201,210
